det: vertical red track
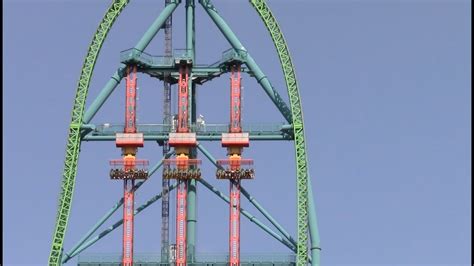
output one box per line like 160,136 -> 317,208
122,66 -> 137,266
176,181 -> 187,266
125,66 -> 137,134
123,179 -> 135,266
175,65 -> 190,265
229,64 -> 242,265
229,180 -> 241,266
230,65 -> 242,134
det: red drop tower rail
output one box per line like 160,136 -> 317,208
164,63 -> 201,266
109,65 -> 148,266
217,64 -> 255,266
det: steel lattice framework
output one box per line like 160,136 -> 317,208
49,1 -> 130,264
249,1 -> 320,263
48,0 -> 321,265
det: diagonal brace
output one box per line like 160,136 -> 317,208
199,0 -> 292,124
62,151 -> 173,263
196,143 -> 297,246
308,174 -> 321,265
83,1 -> 180,124
63,183 -> 178,262
198,178 -> 296,252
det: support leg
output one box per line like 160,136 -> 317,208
186,0 -> 197,256
229,180 -> 241,266
199,0 -> 292,123
308,175 -> 321,266
83,1 -> 180,124
122,180 -> 135,266
63,183 -> 178,262
176,180 -> 188,266
198,178 -> 296,252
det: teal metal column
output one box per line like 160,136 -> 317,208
199,0 -> 292,124
186,0 -> 196,60
82,1 -> 180,124
308,175 -> 321,266
186,0 -> 197,262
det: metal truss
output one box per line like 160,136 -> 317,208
49,0 -> 320,265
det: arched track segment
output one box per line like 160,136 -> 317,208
249,1 -> 321,265
48,1 -> 130,264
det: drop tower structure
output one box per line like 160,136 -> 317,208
49,0 -> 321,265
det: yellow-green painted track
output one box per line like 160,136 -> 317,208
48,1 -> 129,264
249,1 -> 312,264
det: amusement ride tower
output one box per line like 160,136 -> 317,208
49,0 -> 321,265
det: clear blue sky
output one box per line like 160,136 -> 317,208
3,0 -> 471,265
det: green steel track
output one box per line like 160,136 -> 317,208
48,1 -> 129,264
49,0 -> 317,265
249,1 -> 310,264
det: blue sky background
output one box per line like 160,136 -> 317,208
3,0 -> 471,265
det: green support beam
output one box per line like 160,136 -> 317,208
83,66 -> 126,124
83,1 -> 180,124
240,187 -> 298,247
64,183 -> 178,262
307,176 -> 321,266
61,152 -> 173,263
186,0 -> 196,61
198,178 -> 297,253
61,198 -> 123,263
196,143 -> 298,247
199,0 -> 292,124
187,0 -> 198,260
135,0 -> 180,53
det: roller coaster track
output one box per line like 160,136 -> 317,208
48,1 -> 129,264
249,0 -> 310,264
